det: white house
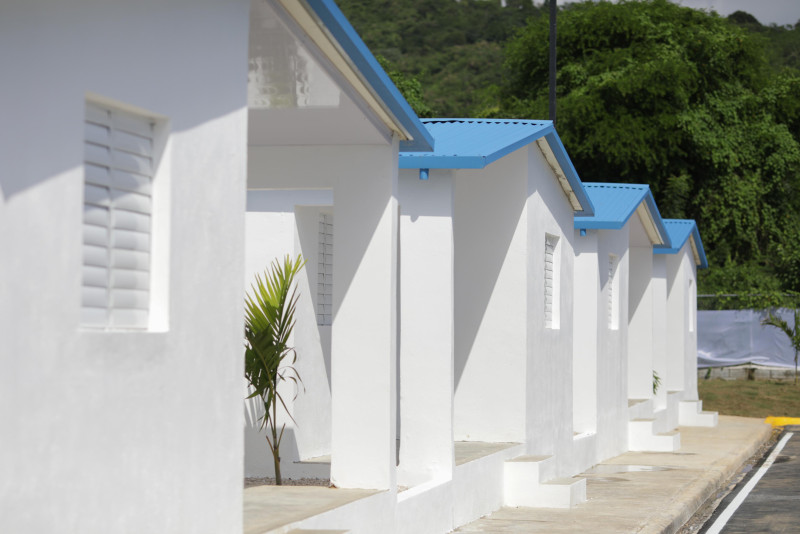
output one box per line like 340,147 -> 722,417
2,0 -> 715,532
655,220 -> 716,427
574,183 -> 685,454
1,1 -> 251,531
2,0 -> 434,532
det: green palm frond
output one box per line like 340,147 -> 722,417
244,254 -> 306,483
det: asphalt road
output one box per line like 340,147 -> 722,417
701,426 -> 800,534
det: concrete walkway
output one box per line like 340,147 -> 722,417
455,416 -> 772,533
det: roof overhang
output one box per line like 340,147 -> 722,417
653,219 -> 709,268
398,121 -> 594,215
278,0 -> 433,151
575,186 -> 668,246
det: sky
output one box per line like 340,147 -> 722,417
672,0 -> 800,26
526,1 -> 800,27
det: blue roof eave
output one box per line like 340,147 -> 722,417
575,186 -> 670,248
398,122 -> 594,216
653,220 -> 709,268
304,0 -> 434,152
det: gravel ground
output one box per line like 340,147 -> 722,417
677,427 -> 781,533
244,477 -> 330,489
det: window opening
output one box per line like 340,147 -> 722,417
317,213 -> 333,326
82,102 -> 155,329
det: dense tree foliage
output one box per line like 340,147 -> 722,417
490,0 -> 800,296
339,0 -> 800,299
338,0 -> 542,116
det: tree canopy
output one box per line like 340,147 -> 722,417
339,0 -> 800,299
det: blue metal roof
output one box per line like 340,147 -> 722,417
654,219 -> 709,268
398,119 -> 594,215
576,183 -> 670,247
305,0 -> 434,152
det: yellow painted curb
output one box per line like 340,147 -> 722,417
765,416 -> 800,427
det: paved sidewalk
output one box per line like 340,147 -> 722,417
456,416 -> 772,534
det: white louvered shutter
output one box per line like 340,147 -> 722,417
317,213 -> 334,326
544,234 -> 558,328
82,103 -> 154,329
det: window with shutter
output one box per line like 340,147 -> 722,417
545,233 -> 560,329
608,254 -> 619,330
81,102 -> 155,329
688,278 -> 695,333
317,213 -> 333,326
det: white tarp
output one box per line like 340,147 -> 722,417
698,309 -> 798,368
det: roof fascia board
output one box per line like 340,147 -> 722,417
541,130 -> 594,216
636,201 -> 664,246
691,227 -> 709,268
398,155 -> 487,169
284,0 -> 434,151
642,191 -> 668,247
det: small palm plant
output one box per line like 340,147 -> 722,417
762,309 -> 800,385
244,254 -> 305,485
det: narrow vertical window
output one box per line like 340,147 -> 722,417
688,278 -> 695,333
608,254 -> 619,330
317,212 -> 334,326
82,102 -> 155,329
545,233 -> 560,329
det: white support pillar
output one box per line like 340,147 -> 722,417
652,255 -> 668,410
628,247 -> 654,400
665,253 -> 686,394
397,170 -> 455,488
573,230 -> 598,434
330,142 -> 399,490
684,261 -> 700,401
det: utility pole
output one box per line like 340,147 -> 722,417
549,0 -> 557,126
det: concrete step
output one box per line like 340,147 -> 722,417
504,456 -> 586,508
679,400 -> 718,427
628,419 -> 681,452
628,398 -> 654,420
652,408 -> 669,434
504,455 -> 556,485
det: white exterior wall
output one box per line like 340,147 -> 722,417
572,231 -> 599,435
675,245 -> 700,401
524,146 -> 576,477
652,255 -> 668,410
571,226 -> 630,471
453,150 -> 529,444
627,219 -> 655,401
397,169 -> 455,488
665,250 -> 687,395
0,1 -> 249,532
594,228 -> 630,463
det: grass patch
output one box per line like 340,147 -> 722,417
698,379 -> 800,418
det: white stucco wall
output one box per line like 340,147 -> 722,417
572,226 -> 630,470
0,1 -> 249,532
572,231 -> 599,435
593,228 -> 630,464
627,218 -> 655,402
665,250 -> 687,395
523,146 -> 576,477
652,255 -> 668,410
453,150 -> 529,444
397,169 -> 455,488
